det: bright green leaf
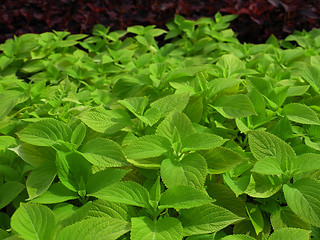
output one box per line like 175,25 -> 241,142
268,227 -> 311,240
11,203 -> 56,240
131,217 -> 183,240
180,203 -> 243,236
160,153 -> 207,188
282,103 -> 320,125
181,133 -> 226,152
213,95 -> 256,119
159,185 -> 212,209
283,178 -> 320,227
0,181 -> 25,209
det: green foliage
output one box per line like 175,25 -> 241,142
1,12 -> 320,239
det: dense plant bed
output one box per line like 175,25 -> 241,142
1,13 -> 320,239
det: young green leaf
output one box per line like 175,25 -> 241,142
80,138 -> 128,167
160,153 -> 207,188
71,122 -> 86,148
56,151 -> 91,192
159,185 -> 212,209
156,111 -> 195,142
0,181 -> 25,209
150,93 -> 190,116
270,207 -> 310,230
245,203 -> 264,235
220,235 -> 256,240
30,183 -> 78,204
11,143 -> 56,167
212,94 -> 257,119
251,157 -> 284,175
283,178 -> 320,227
181,133 -> 226,152
244,173 -> 282,198
179,203 -> 243,236
124,135 -> 171,160
88,181 -> 151,208
0,136 -> 16,151
131,217 -> 183,240
17,119 -> 72,147
26,161 -> 57,200
202,147 -> 247,174
88,199 -> 138,221
268,227 -> 311,240
11,203 -> 56,240
86,168 -> 130,194
282,103 -> 320,125
292,153 -> 320,174
56,217 -> 130,240
118,96 -> 149,116
248,130 -> 296,163
78,108 -> 131,134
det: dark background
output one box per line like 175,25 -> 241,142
1,0 -> 320,44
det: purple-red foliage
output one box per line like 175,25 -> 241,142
0,0 -> 320,44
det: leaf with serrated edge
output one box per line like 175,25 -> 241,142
283,178 -> 320,227
88,181 -> 150,208
150,93 -> 189,115
248,130 -> 296,163
213,94 -> 256,119
11,203 -> 56,240
88,199 -> 138,221
202,147 -> 247,174
282,103 -> 320,125
0,181 -> 25,209
26,161 -> 56,200
159,185 -> 212,210
160,153 -> 207,188
245,173 -> 282,198
270,207 -> 310,230
56,217 -> 130,240
31,183 -> 78,204
131,217 -> 183,240
80,138 -> 128,167
86,168 -> 130,194
124,135 -> 171,160
181,133 -> 226,152
268,227 -> 311,240
156,111 -> 195,142
17,119 -> 72,146
180,203 -> 243,236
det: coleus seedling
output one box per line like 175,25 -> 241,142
0,12 -> 320,240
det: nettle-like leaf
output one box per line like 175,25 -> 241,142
270,207 -> 310,230
80,138 -> 128,167
248,130 -> 296,165
78,107 -> 131,134
244,173 -> 282,198
159,185 -> 212,209
0,181 -> 25,210
88,199 -> 138,221
31,183 -> 78,204
0,136 -> 16,151
56,217 -> 130,240
70,122 -> 86,148
56,151 -> 91,192
11,143 -> 56,167
292,153 -> 320,174
268,227 -> 311,240
11,203 -> 57,240
179,203 -> 243,236
181,132 -> 226,152
283,178 -> 320,227
26,161 -> 56,200
124,135 -> 171,160
160,153 -> 207,188
245,202 -> 264,235
216,54 -> 246,78
86,168 -> 129,194
17,119 -> 72,147
150,93 -> 190,116
202,147 -> 247,174
156,111 -> 195,142
282,103 -> 320,125
131,217 -> 183,240
212,94 -> 256,119
88,181 -> 151,208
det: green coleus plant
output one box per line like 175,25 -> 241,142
0,12 -> 320,239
